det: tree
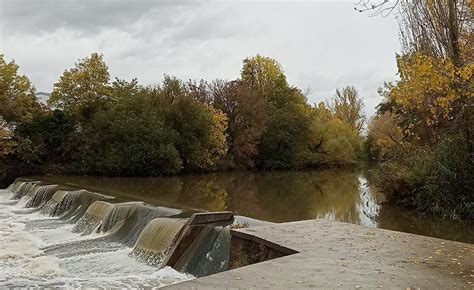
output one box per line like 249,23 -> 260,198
379,52 -> 472,143
83,88 -> 182,176
0,54 -> 39,123
0,117 -> 16,158
154,77 -> 228,171
241,54 -> 288,101
49,53 -> 111,121
168,93 -> 228,171
367,0 -> 474,219
327,86 -> 365,134
397,0 -> 472,67
240,55 -> 339,168
211,80 -> 267,167
310,102 -> 362,165
257,87 -> 314,168
14,110 -> 76,164
367,111 -> 402,160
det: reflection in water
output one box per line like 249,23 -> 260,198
37,169 -> 473,243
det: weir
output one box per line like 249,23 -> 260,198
3,179 -> 239,280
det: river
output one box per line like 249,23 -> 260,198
36,169 -> 473,244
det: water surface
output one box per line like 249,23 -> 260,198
37,169 -> 473,243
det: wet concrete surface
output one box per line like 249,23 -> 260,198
166,219 -> 474,289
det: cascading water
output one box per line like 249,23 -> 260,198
177,226 -> 232,277
131,218 -> 188,266
74,201 -> 115,234
11,181 -> 39,200
24,184 -> 59,208
0,179 -> 242,288
105,203 -> 182,247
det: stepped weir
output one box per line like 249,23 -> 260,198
3,178 -> 238,280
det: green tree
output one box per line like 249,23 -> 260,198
240,55 -> 321,168
14,110 -> 76,164
49,53 -> 111,122
83,87 -> 182,175
257,87 -> 314,168
167,89 -> 228,171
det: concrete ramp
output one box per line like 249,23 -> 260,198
166,219 -> 474,288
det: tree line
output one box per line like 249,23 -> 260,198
0,53 -> 365,182
364,0 -> 473,220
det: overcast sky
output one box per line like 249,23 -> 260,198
0,0 -> 401,117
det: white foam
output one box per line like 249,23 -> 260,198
0,190 -> 194,288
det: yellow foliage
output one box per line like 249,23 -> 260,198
385,53 -> 472,140
367,112 -> 402,159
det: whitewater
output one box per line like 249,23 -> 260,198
0,188 -> 193,288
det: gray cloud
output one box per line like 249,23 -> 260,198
0,0 -> 401,117
0,0 -> 197,35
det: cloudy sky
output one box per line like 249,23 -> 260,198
0,0 -> 401,117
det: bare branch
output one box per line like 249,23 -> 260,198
354,0 -> 400,17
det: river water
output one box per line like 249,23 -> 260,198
37,169 -> 473,244
0,189 -> 193,287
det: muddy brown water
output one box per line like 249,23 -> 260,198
34,169 -> 473,244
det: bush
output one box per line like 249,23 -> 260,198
375,136 -> 473,220
418,137 -> 473,220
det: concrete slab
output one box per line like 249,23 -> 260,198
166,219 -> 474,289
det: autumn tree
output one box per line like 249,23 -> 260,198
0,55 -> 40,164
366,0 -> 474,219
49,53 -> 111,122
309,102 -> 362,165
0,54 -> 39,123
241,54 -> 288,101
211,80 -> 267,167
160,77 -> 228,171
366,111 -> 402,160
327,86 -> 365,134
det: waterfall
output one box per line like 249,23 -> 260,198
178,226 -> 231,277
99,202 -> 139,232
24,185 -> 59,208
106,204 -> 182,246
74,201 -> 115,234
40,190 -> 111,219
41,190 -> 75,216
11,181 -> 38,200
131,218 -> 187,266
